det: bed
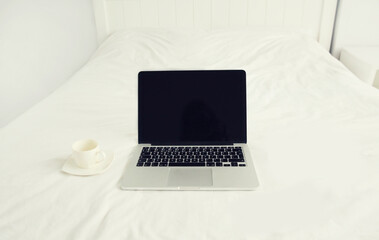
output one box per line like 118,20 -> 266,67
1,0 -> 379,239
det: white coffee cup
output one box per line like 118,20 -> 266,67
72,139 -> 106,168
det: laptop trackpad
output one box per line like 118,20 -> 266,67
167,169 -> 213,187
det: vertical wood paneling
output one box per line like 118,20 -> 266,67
98,0 -> 335,50
247,0 -> 266,26
141,0 -> 158,27
230,0 -> 248,27
194,0 -> 212,29
303,0 -> 323,38
212,0 -> 229,28
283,0 -> 304,26
93,0 -> 108,43
176,0 -> 194,28
318,0 -> 337,49
158,0 -> 176,27
266,0 -> 285,26
106,1 -> 125,32
123,0 -> 141,27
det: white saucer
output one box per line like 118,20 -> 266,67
62,151 -> 114,176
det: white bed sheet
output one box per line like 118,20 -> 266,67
1,29 -> 379,239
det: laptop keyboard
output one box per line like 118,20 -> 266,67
136,146 -> 246,167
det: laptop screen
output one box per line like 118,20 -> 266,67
138,70 -> 246,145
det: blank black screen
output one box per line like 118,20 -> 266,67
138,70 -> 246,145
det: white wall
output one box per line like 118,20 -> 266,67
331,0 -> 379,58
0,0 -> 97,128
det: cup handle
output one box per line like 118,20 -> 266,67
96,151 -> 107,163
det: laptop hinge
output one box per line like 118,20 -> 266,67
150,143 -> 235,146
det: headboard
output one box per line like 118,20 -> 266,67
93,0 -> 338,51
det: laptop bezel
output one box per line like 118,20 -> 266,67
138,70 -> 247,146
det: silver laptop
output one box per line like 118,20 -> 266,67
121,70 -> 259,190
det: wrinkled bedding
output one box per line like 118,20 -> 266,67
1,29 -> 379,239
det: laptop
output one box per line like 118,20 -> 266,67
120,70 -> 259,190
